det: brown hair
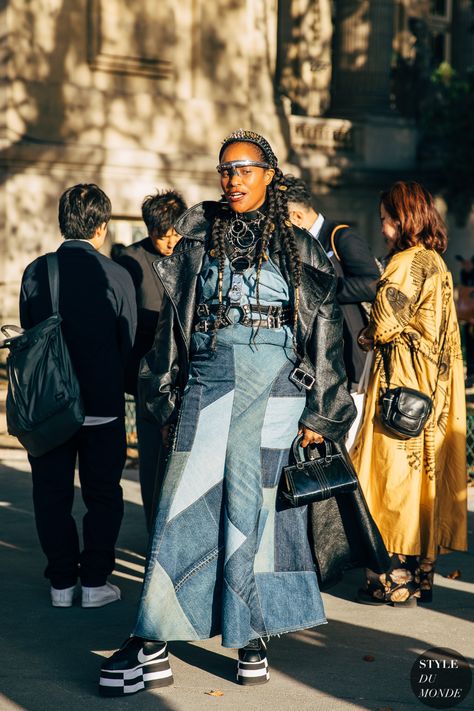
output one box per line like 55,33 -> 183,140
380,181 -> 448,254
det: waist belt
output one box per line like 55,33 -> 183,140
194,303 -> 292,332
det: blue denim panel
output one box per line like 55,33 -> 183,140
221,580 -> 261,649
274,502 -> 316,572
134,559 -> 199,642
224,514 -> 247,565
175,545 -> 225,639
155,482 -> 224,586
255,571 -> 326,634
223,531 -> 266,636
174,375 -> 202,452
146,451 -> 189,558
188,336 -> 235,410
269,353 -> 301,397
261,396 -> 305,450
254,487 -> 276,573
167,389 -> 233,521
260,447 -> 287,488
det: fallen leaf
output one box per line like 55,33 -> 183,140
205,690 -> 224,697
445,569 -> 461,579
363,655 -> 375,662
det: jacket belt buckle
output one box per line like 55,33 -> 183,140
289,367 -> 315,390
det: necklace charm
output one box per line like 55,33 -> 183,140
228,273 -> 243,304
226,213 -> 265,273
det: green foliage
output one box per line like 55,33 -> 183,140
420,63 -> 474,225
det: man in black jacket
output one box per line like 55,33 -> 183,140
20,183 -> 137,608
116,190 -> 187,530
285,176 -> 380,446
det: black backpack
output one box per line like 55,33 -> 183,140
0,253 -> 84,456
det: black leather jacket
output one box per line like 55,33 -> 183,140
138,202 -> 356,441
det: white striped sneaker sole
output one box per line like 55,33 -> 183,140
99,656 -> 173,696
237,657 -> 270,686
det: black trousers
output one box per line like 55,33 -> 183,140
29,418 -> 126,588
136,414 -> 167,532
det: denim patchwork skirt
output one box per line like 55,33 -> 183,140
134,326 -> 326,648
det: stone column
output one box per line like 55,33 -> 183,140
277,0 -> 333,117
330,0 -> 395,117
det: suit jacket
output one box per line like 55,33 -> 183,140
318,220 -> 380,384
20,239 -> 137,417
116,237 -> 164,396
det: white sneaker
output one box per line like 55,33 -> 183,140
51,585 -> 77,608
82,582 -> 121,608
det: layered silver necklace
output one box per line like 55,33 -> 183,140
225,212 -> 265,273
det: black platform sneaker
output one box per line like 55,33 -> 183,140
99,636 -> 173,697
237,638 -> 270,686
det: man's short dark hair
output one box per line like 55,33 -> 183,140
284,175 -> 313,209
58,184 -> 112,240
141,190 -> 188,237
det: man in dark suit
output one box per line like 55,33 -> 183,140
285,176 -> 380,447
116,190 -> 187,530
20,183 -> 137,608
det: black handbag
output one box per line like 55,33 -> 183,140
379,330 -> 446,439
280,435 -> 358,507
0,253 -> 84,457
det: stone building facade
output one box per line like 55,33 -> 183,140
1,0 -> 474,322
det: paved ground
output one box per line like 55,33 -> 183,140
0,374 -> 473,710
0,445 -> 473,711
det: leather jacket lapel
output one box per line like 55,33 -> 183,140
153,243 -> 205,351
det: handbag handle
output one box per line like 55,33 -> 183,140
292,434 -> 332,469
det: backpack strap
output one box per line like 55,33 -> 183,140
46,253 -> 60,314
330,224 -> 350,262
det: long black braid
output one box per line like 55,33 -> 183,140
210,129 -> 302,352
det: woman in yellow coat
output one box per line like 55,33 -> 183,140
352,181 -> 467,606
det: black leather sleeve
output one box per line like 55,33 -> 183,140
333,227 -> 379,304
294,238 -> 357,441
137,294 -> 182,426
299,281 -> 357,441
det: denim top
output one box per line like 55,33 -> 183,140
193,255 -> 293,348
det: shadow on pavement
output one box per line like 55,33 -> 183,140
0,460 -> 473,710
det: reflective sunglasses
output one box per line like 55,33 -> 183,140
216,159 -> 271,177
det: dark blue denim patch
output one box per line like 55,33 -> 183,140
274,504 -> 316,572
260,447 -> 288,488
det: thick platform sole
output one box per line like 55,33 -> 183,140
99,657 -> 174,697
237,658 -> 270,686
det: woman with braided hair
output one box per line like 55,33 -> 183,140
99,130 -> 355,695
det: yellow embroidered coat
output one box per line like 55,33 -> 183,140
351,245 -> 467,559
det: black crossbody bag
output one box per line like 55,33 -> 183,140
379,328 -> 447,439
